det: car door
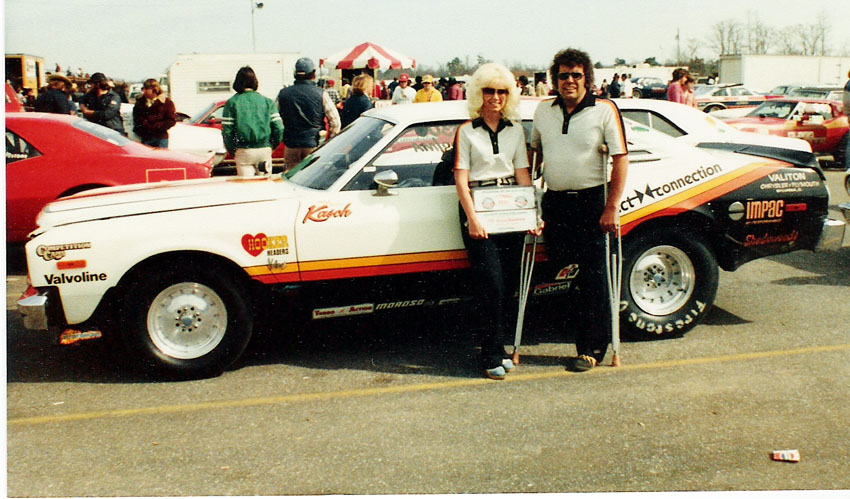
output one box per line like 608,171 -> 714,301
5,128 -> 48,241
293,121 -> 467,284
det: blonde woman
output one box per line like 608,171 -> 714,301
454,63 -> 539,380
340,74 -> 374,128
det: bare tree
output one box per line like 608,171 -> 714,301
710,20 -> 742,55
686,38 -> 701,61
745,12 -> 774,54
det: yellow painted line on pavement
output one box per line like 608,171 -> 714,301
8,343 -> 850,427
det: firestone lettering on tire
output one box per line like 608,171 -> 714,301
627,300 -> 707,334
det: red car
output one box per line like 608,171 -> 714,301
695,84 -> 781,113
724,98 -> 849,167
188,100 -> 287,167
5,113 -> 214,242
6,82 -> 23,112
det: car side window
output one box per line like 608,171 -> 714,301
205,105 -> 225,124
5,130 -> 41,163
344,121 -> 461,191
647,112 -> 685,137
622,110 -> 650,128
731,87 -> 752,96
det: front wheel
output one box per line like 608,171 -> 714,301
121,269 -> 253,378
620,229 -> 718,340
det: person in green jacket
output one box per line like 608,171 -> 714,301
221,66 -> 284,176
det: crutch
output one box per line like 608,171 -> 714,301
511,232 -> 538,365
600,144 -> 623,367
511,149 -> 542,365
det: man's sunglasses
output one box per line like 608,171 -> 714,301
557,72 -> 585,81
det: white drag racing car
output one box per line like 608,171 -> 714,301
18,100 -> 846,377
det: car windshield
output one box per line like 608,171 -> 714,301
695,86 -> 720,97
188,101 -> 221,124
746,101 -> 798,119
72,119 -> 133,146
285,116 -> 394,190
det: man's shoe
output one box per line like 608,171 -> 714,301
485,365 -> 506,380
570,355 -> 597,372
502,358 -> 515,373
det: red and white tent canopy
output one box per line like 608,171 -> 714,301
322,42 -> 416,70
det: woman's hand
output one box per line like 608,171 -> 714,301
467,215 -> 488,239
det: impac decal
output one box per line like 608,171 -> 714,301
36,242 -> 92,261
303,203 -> 353,223
746,200 -> 784,224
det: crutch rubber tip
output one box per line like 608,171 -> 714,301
611,354 -> 621,367
511,351 -> 520,365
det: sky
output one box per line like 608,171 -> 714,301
4,0 -> 850,82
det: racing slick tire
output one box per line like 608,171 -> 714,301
121,269 -> 253,378
834,132 -> 847,170
620,229 -> 718,340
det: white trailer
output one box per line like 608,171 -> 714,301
719,54 -> 850,93
166,52 -> 300,118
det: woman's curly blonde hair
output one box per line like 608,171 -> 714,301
466,62 -> 520,121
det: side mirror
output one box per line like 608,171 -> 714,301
373,169 -> 398,196
205,117 -> 218,125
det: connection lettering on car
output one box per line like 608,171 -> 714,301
620,164 -> 724,212
303,203 -> 353,223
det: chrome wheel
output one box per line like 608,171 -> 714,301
629,245 -> 695,316
146,282 -> 228,360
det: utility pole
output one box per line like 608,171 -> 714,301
250,1 -> 264,52
676,28 -> 681,65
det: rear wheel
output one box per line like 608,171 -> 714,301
833,132 -> 848,170
632,89 -> 642,99
703,105 -> 724,113
121,268 -> 253,378
621,229 -> 718,340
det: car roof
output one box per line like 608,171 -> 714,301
6,111 -> 80,125
363,99 -> 549,124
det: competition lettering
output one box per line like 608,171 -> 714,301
36,242 -> 92,261
44,272 -> 107,285
620,165 -> 723,211
303,203 -> 353,223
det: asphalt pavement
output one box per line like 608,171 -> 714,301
5,171 -> 849,496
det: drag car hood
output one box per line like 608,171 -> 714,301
35,176 -> 304,231
725,116 -> 788,128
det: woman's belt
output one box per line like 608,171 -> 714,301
468,176 -> 517,188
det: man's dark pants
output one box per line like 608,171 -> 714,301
541,186 -> 611,363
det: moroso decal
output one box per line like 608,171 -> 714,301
303,203 -> 352,223
744,230 -> 799,247
620,164 -> 723,211
312,303 -> 374,319
376,299 -> 427,310
36,242 -> 92,261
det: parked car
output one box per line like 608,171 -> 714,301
6,82 -> 23,112
5,113 -> 215,243
119,103 -> 226,166
723,98 -> 848,167
788,86 -> 844,101
614,98 -> 812,152
630,77 -> 668,99
16,100 -> 845,378
695,84 -> 781,113
769,83 -> 818,96
187,100 -> 287,174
